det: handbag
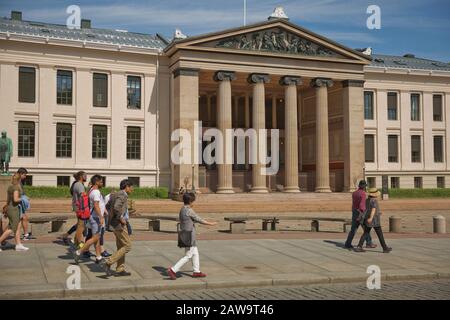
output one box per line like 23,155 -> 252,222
177,223 -> 192,248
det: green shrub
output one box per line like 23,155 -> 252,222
388,188 -> 450,198
22,186 -> 169,199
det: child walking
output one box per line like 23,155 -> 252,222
167,192 -> 216,280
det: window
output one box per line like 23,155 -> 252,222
367,177 -> 376,188
390,177 -> 400,189
433,95 -> 443,121
364,134 -> 375,163
127,76 -> 141,109
411,93 -> 421,121
437,177 -> 445,188
387,92 -> 398,120
23,175 -> 33,186
18,121 -> 35,157
126,127 -> 141,160
56,123 -> 72,158
414,177 -> 423,189
434,136 -> 443,163
92,125 -> 107,159
93,73 -> 108,107
19,67 -> 36,103
388,135 -> 398,163
57,176 -> 70,187
128,177 -> 140,187
56,70 -> 72,105
364,91 -> 374,120
411,135 -> 421,163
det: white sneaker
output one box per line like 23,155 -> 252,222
15,244 -> 29,251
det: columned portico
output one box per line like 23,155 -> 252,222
248,73 -> 270,193
165,16 -> 371,196
214,70 -> 236,194
280,76 -> 302,192
312,78 -> 333,193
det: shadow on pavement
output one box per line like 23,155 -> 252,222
323,240 -> 347,249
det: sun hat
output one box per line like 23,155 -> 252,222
368,187 -> 381,198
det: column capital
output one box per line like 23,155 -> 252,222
213,70 -> 236,82
247,73 -> 271,84
173,67 -> 200,78
311,78 -> 333,88
279,76 -> 302,86
342,80 -> 365,88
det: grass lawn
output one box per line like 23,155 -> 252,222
23,186 -> 169,199
388,188 -> 450,198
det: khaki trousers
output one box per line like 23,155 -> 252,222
107,227 -> 131,272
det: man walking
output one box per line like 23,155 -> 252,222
344,180 -> 376,249
73,175 -> 105,264
102,179 -> 133,276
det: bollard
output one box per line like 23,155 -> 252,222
389,216 -> 402,233
433,215 -> 446,234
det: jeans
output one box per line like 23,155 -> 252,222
358,225 -> 388,250
85,226 -> 105,246
172,246 -> 200,273
345,209 -> 373,247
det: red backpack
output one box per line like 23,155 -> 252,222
75,191 -> 91,220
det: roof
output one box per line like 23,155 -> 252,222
369,54 -> 450,72
0,16 -> 166,51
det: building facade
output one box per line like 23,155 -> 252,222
1,10 -> 449,193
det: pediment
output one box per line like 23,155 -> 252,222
166,20 -> 371,63
202,26 -> 343,58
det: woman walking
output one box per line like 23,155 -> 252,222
0,173 -> 29,251
354,188 -> 392,253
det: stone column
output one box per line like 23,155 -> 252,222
342,80 -> 365,192
312,78 -> 333,193
272,95 -> 277,129
214,71 -> 236,194
248,73 -> 270,193
206,94 -> 212,126
171,68 -> 200,197
244,93 -> 250,170
280,76 -> 302,193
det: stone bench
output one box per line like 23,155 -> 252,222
224,216 -> 352,234
133,214 -> 179,232
28,214 -> 71,236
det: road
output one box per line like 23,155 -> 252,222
78,279 -> 450,300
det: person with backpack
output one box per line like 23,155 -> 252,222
102,179 -> 134,276
73,175 -> 105,264
0,173 -> 29,251
62,171 -> 87,247
167,192 -> 217,280
16,168 -> 31,241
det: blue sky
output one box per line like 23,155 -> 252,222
1,0 -> 449,61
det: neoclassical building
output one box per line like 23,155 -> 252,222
0,9 -> 449,193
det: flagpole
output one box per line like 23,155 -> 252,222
244,0 -> 247,26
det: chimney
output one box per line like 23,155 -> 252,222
11,11 -> 22,21
81,19 -> 91,29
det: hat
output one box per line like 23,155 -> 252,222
358,180 -> 367,188
368,187 -> 381,198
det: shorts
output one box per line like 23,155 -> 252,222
7,205 -> 21,233
89,215 -> 101,235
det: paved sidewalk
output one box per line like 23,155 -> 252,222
1,238 -> 450,299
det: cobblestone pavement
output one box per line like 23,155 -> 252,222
79,279 -> 450,300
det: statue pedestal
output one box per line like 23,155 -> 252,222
0,175 -> 10,203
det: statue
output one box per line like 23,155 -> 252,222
0,130 -> 13,175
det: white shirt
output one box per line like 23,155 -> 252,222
89,189 -> 105,218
